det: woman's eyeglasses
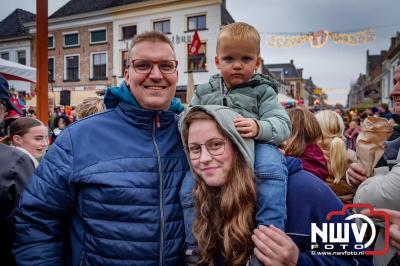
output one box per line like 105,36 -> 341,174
128,59 -> 178,74
187,138 -> 227,160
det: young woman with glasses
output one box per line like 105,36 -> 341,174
180,105 -> 372,266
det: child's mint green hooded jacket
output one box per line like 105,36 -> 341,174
190,73 -> 291,145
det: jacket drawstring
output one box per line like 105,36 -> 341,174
156,114 -> 160,128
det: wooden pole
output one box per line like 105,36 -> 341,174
36,0 -> 48,126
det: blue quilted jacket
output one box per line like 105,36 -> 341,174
14,97 -> 189,265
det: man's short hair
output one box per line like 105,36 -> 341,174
216,22 -> 260,55
127,31 -> 175,67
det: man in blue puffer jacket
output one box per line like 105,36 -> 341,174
13,31 -> 189,266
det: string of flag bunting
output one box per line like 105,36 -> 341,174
265,28 -> 376,48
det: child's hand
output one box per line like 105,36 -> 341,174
234,116 -> 259,138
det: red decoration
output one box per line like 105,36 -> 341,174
189,30 -> 201,55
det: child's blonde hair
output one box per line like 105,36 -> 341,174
216,22 -> 260,55
315,110 -> 348,183
75,97 -> 105,120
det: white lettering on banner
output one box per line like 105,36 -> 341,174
170,34 -> 192,45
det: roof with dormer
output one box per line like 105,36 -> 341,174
50,0 -> 152,19
264,62 -> 302,80
0,8 -> 35,40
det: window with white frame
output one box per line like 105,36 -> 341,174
187,15 -> 206,31
153,20 -> 170,34
90,52 -> 107,79
17,51 -> 26,65
48,57 -> 55,82
48,35 -> 55,49
63,32 -> 79,47
187,42 -> 207,71
64,55 -> 79,81
121,25 -> 137,40
1,52 -> 9,60
90,28 -> 107,44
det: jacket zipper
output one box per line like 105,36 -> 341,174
220,77 -> 229,106
77,252 -> 83,266
153,114 -> 164,265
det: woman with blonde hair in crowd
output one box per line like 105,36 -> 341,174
284,107 -> 329,181
315,110 -> 356,204
75,97 -> 105,120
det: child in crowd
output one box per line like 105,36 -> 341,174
181,22 -> 291,255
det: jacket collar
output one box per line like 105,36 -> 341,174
116,100 -> 176,130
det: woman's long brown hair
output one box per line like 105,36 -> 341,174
183,111 -> 257,265
285,107 -> 323,157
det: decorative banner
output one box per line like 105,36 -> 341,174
309,30 -> 329,48
266,34 -> 307,48
266,28 -> 376,48
331,28 -> 376,46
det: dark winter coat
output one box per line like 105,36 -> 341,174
13,92 -> 189,265
0,144 -> 34,266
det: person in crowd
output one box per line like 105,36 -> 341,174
347,65 -> 400,265
386,65 -> 400,142
1,117 -> 48,168
349,159 -> 400,265
371,106 -> 380,117
183,22 -> 291,255
26,107 -> 36,118
13,31 -> 189,265
344,119 -> 361,151
75,97 -> 105,120
50,114 -> 70,144
284,107 -> 329,181
363,208 -> 400,252
3,87 -> 23,135
0,75 -> 35,266
315,110 -> 357,204
379,103 -> 392,120
181,105 -> 372,265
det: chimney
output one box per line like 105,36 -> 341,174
297,68 -> 303,77
290,59 -> 293,65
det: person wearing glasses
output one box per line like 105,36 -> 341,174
0,74 -> 35,266
14,31 -> 189,266
182,22 -> 291,257
180,105 -> 372,265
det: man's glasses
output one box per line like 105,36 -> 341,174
187,138 -> 227,160
129,59 -> 178,74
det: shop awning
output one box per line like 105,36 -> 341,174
0,58 -> 36,83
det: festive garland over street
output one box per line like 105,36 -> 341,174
266,28 -> 376,48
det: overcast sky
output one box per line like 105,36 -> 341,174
1,0 -> 399,104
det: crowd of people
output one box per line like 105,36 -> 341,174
0,22 -> 400,266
